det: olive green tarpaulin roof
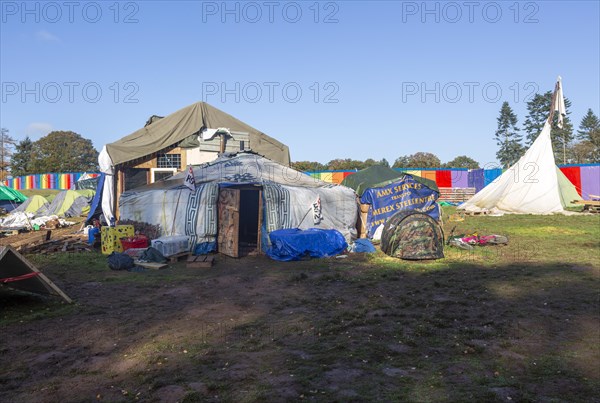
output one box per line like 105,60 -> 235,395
341,165 -> 439,196
105,102 -> 290,166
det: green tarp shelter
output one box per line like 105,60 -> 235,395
341,165 -> 439,196
0,184 -> 27,212
0,185 -> 27,203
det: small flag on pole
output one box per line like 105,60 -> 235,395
184,165 -> 196,191
554,76 -> 566,129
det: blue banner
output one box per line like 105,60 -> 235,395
360,176 -> 439,238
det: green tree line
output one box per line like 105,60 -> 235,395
291,153 -> 481,172
495,92 -> 599,167
0,130 -> 99,177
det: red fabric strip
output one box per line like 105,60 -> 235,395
0,272 -> 40,283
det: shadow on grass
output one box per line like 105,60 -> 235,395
0,254 -> 598,402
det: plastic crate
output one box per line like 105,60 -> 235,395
101,225 -> 134,255
120,236 -> 149,251
151,235 -> 190,257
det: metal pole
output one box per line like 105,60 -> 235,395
1,130 -> 4,181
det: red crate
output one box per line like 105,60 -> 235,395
120,236 -> 149,251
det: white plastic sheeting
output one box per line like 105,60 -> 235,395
459,121 -> 579,214
98,146 -> 115,224
0,212 -> 74,229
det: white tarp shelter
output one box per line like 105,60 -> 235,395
459,77 -> 581,214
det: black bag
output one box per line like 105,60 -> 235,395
139,247 -> 167,263
107,252 -> 135,271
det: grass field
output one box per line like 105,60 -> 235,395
0,209 -> 599,402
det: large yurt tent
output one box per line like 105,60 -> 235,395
118,152 -> 358,257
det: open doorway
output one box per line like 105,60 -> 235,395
239,189 -> 260,256
217,187 -> 263,258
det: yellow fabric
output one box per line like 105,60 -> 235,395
101,225 -> 134,255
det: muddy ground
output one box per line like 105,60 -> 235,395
1,249 -> 599,402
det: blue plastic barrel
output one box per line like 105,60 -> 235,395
88,227 -> 100,245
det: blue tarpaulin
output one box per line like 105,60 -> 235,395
86,173 -> 105,224
360,175 -> 440,238
484,168 -> 503,186
266,228 -> 348,261
349,238 -> 376,253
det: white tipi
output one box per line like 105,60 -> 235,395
459,77 -> 581,214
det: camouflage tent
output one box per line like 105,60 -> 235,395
380,210 -> 444,260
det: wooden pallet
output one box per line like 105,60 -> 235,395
167,251 -> 191,263
18,234 -> 92,254
186,255 -> 215,268
438,187 -> 476,203
571,199 -> 600,213
463,211 -> 489,216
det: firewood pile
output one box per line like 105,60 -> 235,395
18,234 -> 93,254
117,219 -> 162,240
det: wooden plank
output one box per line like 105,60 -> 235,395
217,188 -> 240,258
168,251 -> 191,262
464,211 -> 489,216
0,246 -> 73,303
572,200 -> 600,206
438,187 -> 476,202
134,261 -> 168,270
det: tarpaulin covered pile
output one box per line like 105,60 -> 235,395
266,228 -> 348,261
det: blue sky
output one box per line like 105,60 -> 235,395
1,0 -> 599,167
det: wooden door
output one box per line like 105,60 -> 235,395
218,188 -> 240,257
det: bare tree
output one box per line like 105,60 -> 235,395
0,128 -> 17,181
